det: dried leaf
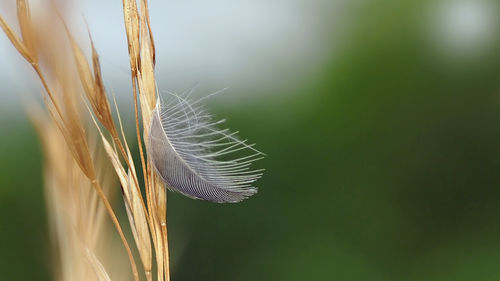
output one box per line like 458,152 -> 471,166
95,113 -> 152,280
88,32 -> 118,136
0,15 -> 34,62
16,0 -> 37,61
84,247 -> 112,281
122,0 -> 140,75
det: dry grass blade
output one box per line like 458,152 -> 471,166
0,15 -> 33,63
29,106 -> 128,281
95,115 -> 153,281
89,35 -> 117,136
66,19 -> 149,227
115,96 -> 154,281
46,86 -> 140,281
141,0 -> 155,65
127,169 -> 153,281
84,247 -> 113,281
63,22 -> 117,138
121,0 -> 150,197
0,5 -> 140,281
150,173 -> 169,281
138,0 -> 156,114
1,0 -> 266,280
120,0 -> 170,280
45,97 -> 96,180
121,0 -> 140,75
16,0 -> 37,60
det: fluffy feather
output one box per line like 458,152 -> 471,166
148,91 -> 264,203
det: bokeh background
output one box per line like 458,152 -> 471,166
2,0 -> 500,280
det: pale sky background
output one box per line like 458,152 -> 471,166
0,0 -> 344,113
0,0 -> 498,113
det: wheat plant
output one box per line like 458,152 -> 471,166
0,0 -> 263,280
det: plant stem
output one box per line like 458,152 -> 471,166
92,179 -> 140,281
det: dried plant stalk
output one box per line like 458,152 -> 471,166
121,0 -> 170,279
0,3 -> 140,281
31,109 -> 129,281
2,1 -> 263,281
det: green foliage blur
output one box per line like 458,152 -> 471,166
2,1 -> 500,280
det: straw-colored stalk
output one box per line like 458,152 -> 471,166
0,0 -> 168,280
31,108 -> 131,281
121,0 -> 170,280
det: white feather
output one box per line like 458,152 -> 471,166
147,91 -> 264,203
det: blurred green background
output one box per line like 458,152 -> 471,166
2,0 -> 500,280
